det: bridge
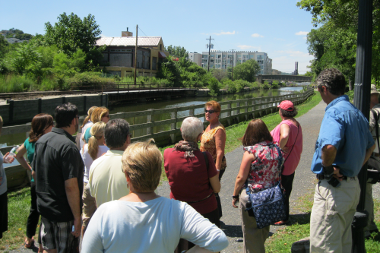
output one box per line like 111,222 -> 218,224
257,74 -> 312,84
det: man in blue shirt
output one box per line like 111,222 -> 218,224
310,68 -> 375,253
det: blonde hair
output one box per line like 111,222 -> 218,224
122,139 -> 162,192
81,106 -> 98,128
205,100 -> 221,112
90,107 -> 109,123
88,122 -> 106,160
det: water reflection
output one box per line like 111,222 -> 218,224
1,87 -> 303,146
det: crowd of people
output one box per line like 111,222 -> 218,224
0,67 -> 379,253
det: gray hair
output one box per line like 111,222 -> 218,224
181,117 -> 204,142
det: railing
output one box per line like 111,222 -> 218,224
2,88 -> 314,189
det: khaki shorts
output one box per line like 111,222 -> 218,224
82,183 -> 97,230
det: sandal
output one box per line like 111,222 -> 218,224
273,220 -> 288,226
24,238 -> 35,248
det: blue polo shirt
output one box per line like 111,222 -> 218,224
311,95 -> 374,177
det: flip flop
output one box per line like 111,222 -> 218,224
24,239 -> 34,248
273,220 -> 288,226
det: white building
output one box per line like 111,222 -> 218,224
189,50 -> 272,75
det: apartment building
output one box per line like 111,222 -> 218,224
188,50 -> 272,75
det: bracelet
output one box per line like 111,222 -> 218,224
232,195 -> 239,199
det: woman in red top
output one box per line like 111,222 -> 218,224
164,117 -> 221,251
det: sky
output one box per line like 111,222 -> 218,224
1,0 -> 315,74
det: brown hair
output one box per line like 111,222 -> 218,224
90,107 -> 109,123
242,119 -> 272,146
88,122 -> 106,160
29,113 -> 54,143
122,139 -> 162,192
81,106 -> 98,128
205,100 -> 221,112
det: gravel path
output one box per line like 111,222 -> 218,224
7,99 -> 380,252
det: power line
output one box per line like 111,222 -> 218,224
138,27 -> 148,37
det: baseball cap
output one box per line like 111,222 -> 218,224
278,100 -> 294,112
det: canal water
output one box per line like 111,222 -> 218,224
1,86 -> 303,149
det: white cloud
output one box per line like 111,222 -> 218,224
213,30 -> 236,36
251,33 -> 264,38
237,45 -> 262,51
295,31 -> 309,36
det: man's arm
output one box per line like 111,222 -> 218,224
363,143 -> 376,166
65,177 -> 81,237
321,144 -> 337,167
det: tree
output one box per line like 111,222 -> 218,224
166,45 -> 188,58
45,12 -> 103,68
211,69 -> 227,81
297,0 -> 380,86
232,59 -> 261,82
0,36 -> 9,59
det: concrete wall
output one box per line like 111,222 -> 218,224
1,94 -> 108,125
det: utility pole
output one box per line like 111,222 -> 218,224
231,49 -> 235,81
206,36 -> 214,72
134,24 -> 138,86
352,0 -> 373,252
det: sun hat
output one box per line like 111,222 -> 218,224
371,84 -> 379,95
278,100 -> 294,112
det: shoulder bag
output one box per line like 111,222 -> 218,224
245,144 -> 287,229
367,110 -> 380,183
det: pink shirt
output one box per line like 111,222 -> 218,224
271,120 -> 303,175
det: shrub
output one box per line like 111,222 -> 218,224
208,77 -> 220,96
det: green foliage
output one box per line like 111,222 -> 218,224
208,77 -> 220,96
0,74 -> 35,92
233,59 -> 261,82
211,69 -> 228,81
4,28 -> 33,40
166,45 -> 188,58
297,0 -> 380,84
0,36 -> 9,59
45,12 -> 103,68
234,79 -> 250,92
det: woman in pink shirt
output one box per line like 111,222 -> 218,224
270,100 -> 303,225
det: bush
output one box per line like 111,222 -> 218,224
67,72 -> 115,90
0,74 -> 34,92
208,77 -> 220,96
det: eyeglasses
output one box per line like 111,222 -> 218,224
205,110 -> 217,114
103,114 -> 110,118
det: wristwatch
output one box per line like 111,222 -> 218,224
232,195 -> 239,199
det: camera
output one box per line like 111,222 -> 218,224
367,169 -> 380,184
328,177 -> 341,188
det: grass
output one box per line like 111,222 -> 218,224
265,191 -> 380,253
1,91 -> 322,251
0,187 -> 35,252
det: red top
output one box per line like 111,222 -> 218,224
164,148 -> 218,214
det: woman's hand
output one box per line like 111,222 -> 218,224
232,151 -> 255,208
3,152 -> 14,163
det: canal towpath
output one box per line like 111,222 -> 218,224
7,99 -> 380,253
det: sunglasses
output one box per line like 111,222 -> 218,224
205,110 -> 217,114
